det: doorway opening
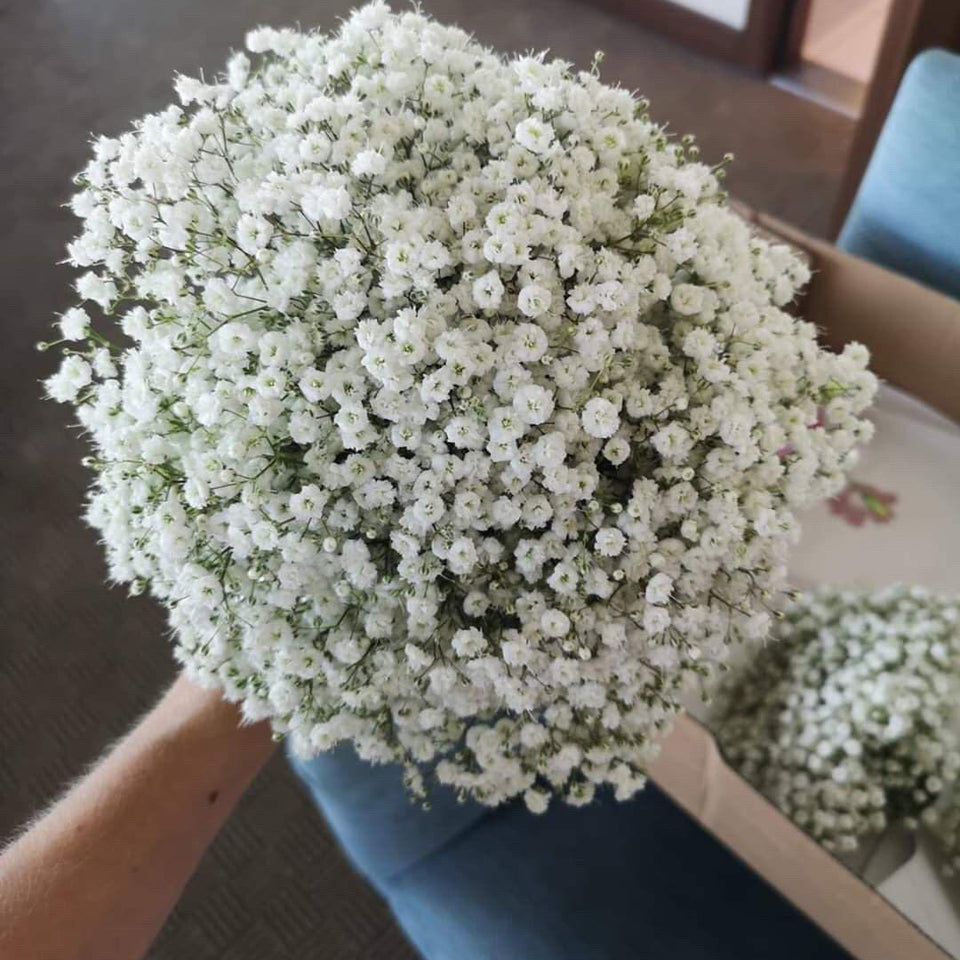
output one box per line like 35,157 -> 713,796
774,0 -> 896,118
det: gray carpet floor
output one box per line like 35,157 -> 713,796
0,1 -> 853,956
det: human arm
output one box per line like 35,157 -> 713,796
0,672 -> 276,960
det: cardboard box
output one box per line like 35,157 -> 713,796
649,210 -> 960,960
651,716 -> 949,960
758,213 -> 960,425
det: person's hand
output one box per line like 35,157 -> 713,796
0,673 -> 276,960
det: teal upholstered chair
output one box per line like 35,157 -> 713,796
289,740 -> 849,959
839,49 -> 960,299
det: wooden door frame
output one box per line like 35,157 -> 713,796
591,0 -> 798,74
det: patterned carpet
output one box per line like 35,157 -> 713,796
0,1 -> 853,956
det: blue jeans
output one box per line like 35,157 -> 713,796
289,745 -> 850,960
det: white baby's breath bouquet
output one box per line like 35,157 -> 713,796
45,3 -> 875,810
715,586 -> 960,856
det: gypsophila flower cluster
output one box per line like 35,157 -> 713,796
921,789 -> 960,877
715,586 -> 960,855
45,3 -> 876,811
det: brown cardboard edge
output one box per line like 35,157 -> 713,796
651,715 -> 951,960
756,212 -> 960,425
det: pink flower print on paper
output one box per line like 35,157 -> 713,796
829,482 -> 898,527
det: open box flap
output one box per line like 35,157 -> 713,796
651,715 -> 950,960
757,213 -> 960,424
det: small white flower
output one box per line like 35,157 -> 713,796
595,528 -> 625,557
581,397 -> 620,439
75,272 -> 117,310
524,788 -> 550,814
541,609 -> 571,637
447,536 -> 479,575
512,323 -> 549,363
651,422 -> 693,461
645,572 -> 673,605
517,283 -> 552,318
643,606 -> 670,635
216,322 -> 256,356
58,307 -> 90,341
515,116 -> 555,154
45,355 -> 92,402
633,194 -> 656,221
472,270 -> 505,309
351,149 -> 387,178
670,283 -> 705,316
303,184 -> 352,222
602,436 -> 630,466
452,627 -> 487,657
512,383 -> 555,425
